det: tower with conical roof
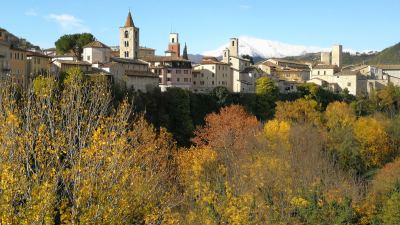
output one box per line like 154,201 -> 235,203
119,11 -> 139,59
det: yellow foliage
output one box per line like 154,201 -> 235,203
353,117 -> 392,167
325,101 -> 356,129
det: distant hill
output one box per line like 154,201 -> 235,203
1,27 -> 40,50
283,43 -> 400,66
367,42 -> 400,65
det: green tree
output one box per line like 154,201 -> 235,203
55,33 -> 95,60
381,191 -> 400,225
255,77 -> 279,120
164,88 -> 194,146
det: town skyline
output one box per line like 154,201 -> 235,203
1,0 -> 400,54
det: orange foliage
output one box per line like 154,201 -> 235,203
192,105 -> 259,150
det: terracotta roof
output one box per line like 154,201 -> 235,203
142,55 -> 190,63
124,11 -> 134,27
125,70 -> 157,78
84,40 -> 110,49
200,57 -> 229,65
335,71 -> 361,76
374,65 -> 400,70
27,51 -> 51,58
55,60 -> 91,66
140,47 -> 155,51
313,64 -> 338,69
111,57 -> 148,65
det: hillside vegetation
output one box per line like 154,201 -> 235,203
0,68 -> 400,224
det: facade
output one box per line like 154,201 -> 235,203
119,11 -> 139,59
238,66 -> 265,93
52,60 -> 92,74
82,40 -> 111,64
321,52 -> 331,65
311,64 -> 339,77
101,57 -> 158,92
26,51 -> 51,86
9,47 -> 28,87
256,59 -> 310,83
192,57 -> 232,93
138,47 -> 155,59
144,56 -> 192,91
0,31 -> 10,79
309,70 -> 367,96
331,45 -> 343,68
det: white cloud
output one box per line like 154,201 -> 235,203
47,13 -> 90,32
25,9 -> 38,16
239,5 -> 252,9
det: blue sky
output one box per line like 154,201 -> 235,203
1,0 -> 399,54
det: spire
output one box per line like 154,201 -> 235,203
124,11 -> 134,27
182,42 -> 188,60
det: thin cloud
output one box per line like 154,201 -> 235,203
239,5 -> 252,9
25,9 -> 38,16
46,13 -> 90,32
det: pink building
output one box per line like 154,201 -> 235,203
143,56 -> 192,91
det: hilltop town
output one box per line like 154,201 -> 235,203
1,11 -> 399,97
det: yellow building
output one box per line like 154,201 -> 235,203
9,47 -> 28,87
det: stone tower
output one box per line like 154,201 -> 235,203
119,11 -> 139,59
331,45 -> 342,68
229,38 -> 239,58
168,33 -> 180,57
320,52 -> 331,65
222,48 -> 230,64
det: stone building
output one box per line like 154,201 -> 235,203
192,57 -> 232,93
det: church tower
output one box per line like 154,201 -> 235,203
120,11 -> 139,59
168,33 -> 180,57
229,38 -> 239,58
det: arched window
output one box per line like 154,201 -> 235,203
232,41 -> 235,46
124,31 -> 129,38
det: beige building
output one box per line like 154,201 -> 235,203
311,64 -> 339,77
309,69 -> 367,96
192,57 -> 232,93
138,47 -> 155,59
256,59 -> 310,83
52,60 -> 92,74
101,57 -> 158,92
119,11 -> 139,59
82,40 -> 111,64
26,51 -> 51,86
9,47 -> 28,88
321,52 -> 331,65
0,29 -> 10,79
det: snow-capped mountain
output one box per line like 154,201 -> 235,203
202,36 -> 358,58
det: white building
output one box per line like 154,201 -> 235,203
82,40 -> 111,64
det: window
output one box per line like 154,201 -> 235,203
125,41 -> 129,47
194,74 -> 197,78
87,56 -> 90,61
212,66 -> 214,70
200,81 -> 205,85
184,70 -> 188,74
172,38 -> 175,43
167,69 -> 172,73
177,78 -> 180,82
347,82 -> 351,87
318,71 -> 320,75
324,71 -> 326,75
212,73 -> 214,77
184,78 -> 188,82
232,41 -> 235,46
212,81 -> 214,85
167,78 -> 171,81
193,81 -> 196,85
124,31 -> 129,38
176,70 -> 181,74
124,51 -> 129,58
